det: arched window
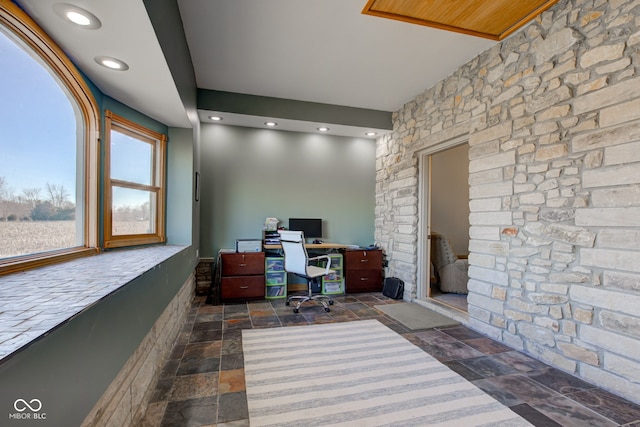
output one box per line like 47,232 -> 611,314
0,1 -> 98,274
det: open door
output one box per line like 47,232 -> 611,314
418,139 -> 469,311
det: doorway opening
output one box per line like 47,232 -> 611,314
417,138 -> 469,312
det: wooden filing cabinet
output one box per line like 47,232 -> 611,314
220,252 -> 265,301
343,249 -> 383,293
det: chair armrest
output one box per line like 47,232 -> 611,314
309,255 -> 332,275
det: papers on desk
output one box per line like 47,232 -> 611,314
264,217 -> 279,231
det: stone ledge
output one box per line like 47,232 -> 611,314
0,245 -> 188,363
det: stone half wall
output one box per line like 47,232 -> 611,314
376,0 -> 640,404
82,274 -> 195,426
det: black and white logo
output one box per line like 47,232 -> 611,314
9,398 -> 46,420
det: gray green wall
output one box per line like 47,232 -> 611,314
166,127 -> 194,246
200,124 -> 376,256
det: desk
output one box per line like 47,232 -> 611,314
263,242 -> 350,250
264,243 -> 349,294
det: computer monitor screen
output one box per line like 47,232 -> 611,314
288,218 -> 323,238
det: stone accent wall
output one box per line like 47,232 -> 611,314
195,258 -> 214,295
376,0 -> 640,404
82,274 -> 195,426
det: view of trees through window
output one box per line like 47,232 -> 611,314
104,111 -> 166,248
0,28 -> 81,258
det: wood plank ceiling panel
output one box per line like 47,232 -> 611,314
362,0 -> 560,40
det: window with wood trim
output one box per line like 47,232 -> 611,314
0,0 -> 99,275
104,111 -> 166,248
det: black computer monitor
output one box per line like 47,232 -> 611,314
288,218 -> 323,238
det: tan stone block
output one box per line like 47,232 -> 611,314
583,150 -> 603,168
583,163 -> 640,188
529,293 -> 569,305
580,43 -> 625,68
630,29 -> 640,46
470,198 -> 502,212
491,315 -> 506,328
600,97 -> 640,127
576,207 -> 640,226
580,11 -> 603,26
592,186 -> 640,208
600,311 -> 640,340
596,58 -> 631,75
536,105 -> 571,122
515,183 -> 536,193
492,286 -> 507,300
469,140 -> 499,159
549,305 -> 563,319
470,181 -> 513,199
491,86 -> 524,107
536,144 -> 568,161
469,226 -> 501,241
469,121 -> 513,146
468,292 -> 504,315
535,315 -> 560,332
533,121 -> 559,136
603,270 -> 640,292
504,309 -> 532,322
604,140 -> 640,166
517,322 -> 555,346
557,342 -> 600,365
574,76 -> 640,115
534,27 -> 579,65
527,86 -> 572,113
571,282 -> 640,315
573,306 -> 594,324
565,71 -> 590,86
604,353 -> 640,384
563,320 -> 577,337
577,76 -> 608,95
570,117 -> 599,134
519,192 -> 545,205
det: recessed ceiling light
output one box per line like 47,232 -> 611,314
264,121 -> 278,127
95,56 -> 129,71
53,3 -> 102,29
317,127 -> 330,132
209,115 -> 223,121
365,132 -> 378,137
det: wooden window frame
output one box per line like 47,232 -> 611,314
104,111 -> 167,249
0,0 -> 99,275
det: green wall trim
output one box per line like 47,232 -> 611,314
198,89 -> 393,130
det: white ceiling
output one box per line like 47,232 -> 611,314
16,0 -> 496,136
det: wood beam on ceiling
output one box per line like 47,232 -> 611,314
362,0 -> 560,41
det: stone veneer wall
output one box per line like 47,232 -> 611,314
195,258 -> 214,295
82,274 -> 195,426
376,0 -> 640,404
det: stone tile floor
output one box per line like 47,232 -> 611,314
141,293 -> 640,426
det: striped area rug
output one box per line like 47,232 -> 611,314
242,319 -> 531,426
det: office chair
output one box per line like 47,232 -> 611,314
278,230 -> 335,313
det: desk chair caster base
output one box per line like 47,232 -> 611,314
286,295 -> 333,313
